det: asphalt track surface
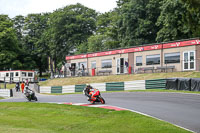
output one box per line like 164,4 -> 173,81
1,89 -> 200,133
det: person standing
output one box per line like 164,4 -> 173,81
81,64 -> 85,76
125,61 -> 129,73
15,82 -> 19,92
21,82 -> 25,93
25,79 -> 29,86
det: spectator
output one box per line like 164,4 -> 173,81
81,64 -> 85,76
71,65 -> 75,76
15,82 -> 20,92
25,79 -> 29,86
21,82 -> 25,93
125,61 -> 129,73
125,61 -> 129,68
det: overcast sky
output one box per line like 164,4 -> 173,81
0,0 -> 118,18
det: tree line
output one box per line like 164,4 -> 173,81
0,0 -> 199,76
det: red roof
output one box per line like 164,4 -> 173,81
66,39 -> 200,60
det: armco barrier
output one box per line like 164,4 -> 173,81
90,83 -> 106,92
0,89 -> 11,97
62,85 -> 75,93
106,82 -> 124,91
51,86 -> 62,93
75,84 -> 86,92
145,79 -> 166,89
40,86 -> 51,93
38,79 -> 171,94
125,80 -> 145,90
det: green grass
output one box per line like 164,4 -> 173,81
0,83 -> 15,89
0,102 -> 191,133
40,71 -> 200,86
0,97 -> 4,99
6,83 -> 15,89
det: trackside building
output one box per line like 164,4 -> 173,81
65,38 -> 200,76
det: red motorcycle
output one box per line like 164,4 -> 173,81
84,88 -> 105,104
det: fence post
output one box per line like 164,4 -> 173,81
4,77 -> 6,89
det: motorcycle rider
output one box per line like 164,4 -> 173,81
24,85 -> 34,97
84,84 -> 93,101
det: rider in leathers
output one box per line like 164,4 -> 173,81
84,85 -> 93,101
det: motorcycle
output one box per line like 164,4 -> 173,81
24,88 -> 38,101
83,88 -> 105,104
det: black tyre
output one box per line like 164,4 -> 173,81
28,97 -> 31,101
100,97 -> 105,104
35,96 -> 38,101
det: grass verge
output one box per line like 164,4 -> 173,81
39,71 -> 200,86
0,102 -> 191,133
0,83 -> 15,89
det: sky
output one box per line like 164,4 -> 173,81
0,0 -> 118,18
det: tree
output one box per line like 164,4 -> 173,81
156,0 -> 194,42
180,0 -> 200,37
96,10 -> 120,50
47,3 -> 97,73
181,0 -> 200,9
23,13 -> 50,76
117,0 -> 162,47
0,15 -> 22,70
12,15 -> 25,48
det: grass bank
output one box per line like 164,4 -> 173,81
40,71 -> 200,86
0,83 -> 15,89
0,102 -> 190,133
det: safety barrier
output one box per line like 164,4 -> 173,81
39,79 -> 167,94
75,84 -> 86,92
145,79 -> 166,89
62,85 -> 75,93
40,86 -> 51,93
90,83 -> 106,92
51,86 -> 62,93
38,78 -> 200,94
124,80 -> 145,90
0,89 -> 11,97
166,78 -> 200,91
106,82 -> 124,91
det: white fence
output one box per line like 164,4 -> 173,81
0,89 -> 11,97
90,83 -> 106,92
124,80 -> 145,90
62,85 -> 75,93
40,86 -> 51,93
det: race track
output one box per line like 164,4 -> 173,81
1,90 -> 200,133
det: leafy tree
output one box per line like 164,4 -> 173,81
47,3 -> 97,72
180,0 -> 200,37
96,10 -> 120,50
0,15 -> 22,70
117,0 -> 162,47
156,0 -> 193,42
23,13 -> 50,76
12,15 -> 25,48
181,0 -> 200,9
